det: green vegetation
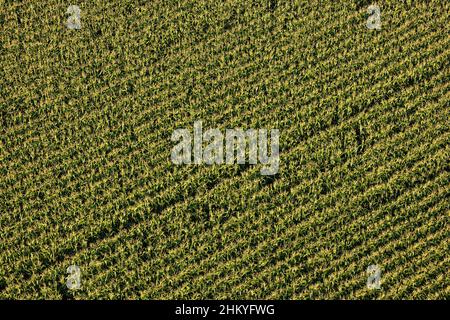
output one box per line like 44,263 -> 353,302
0,0 -> 449,299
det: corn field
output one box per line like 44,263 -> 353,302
0,0 -> 449,299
